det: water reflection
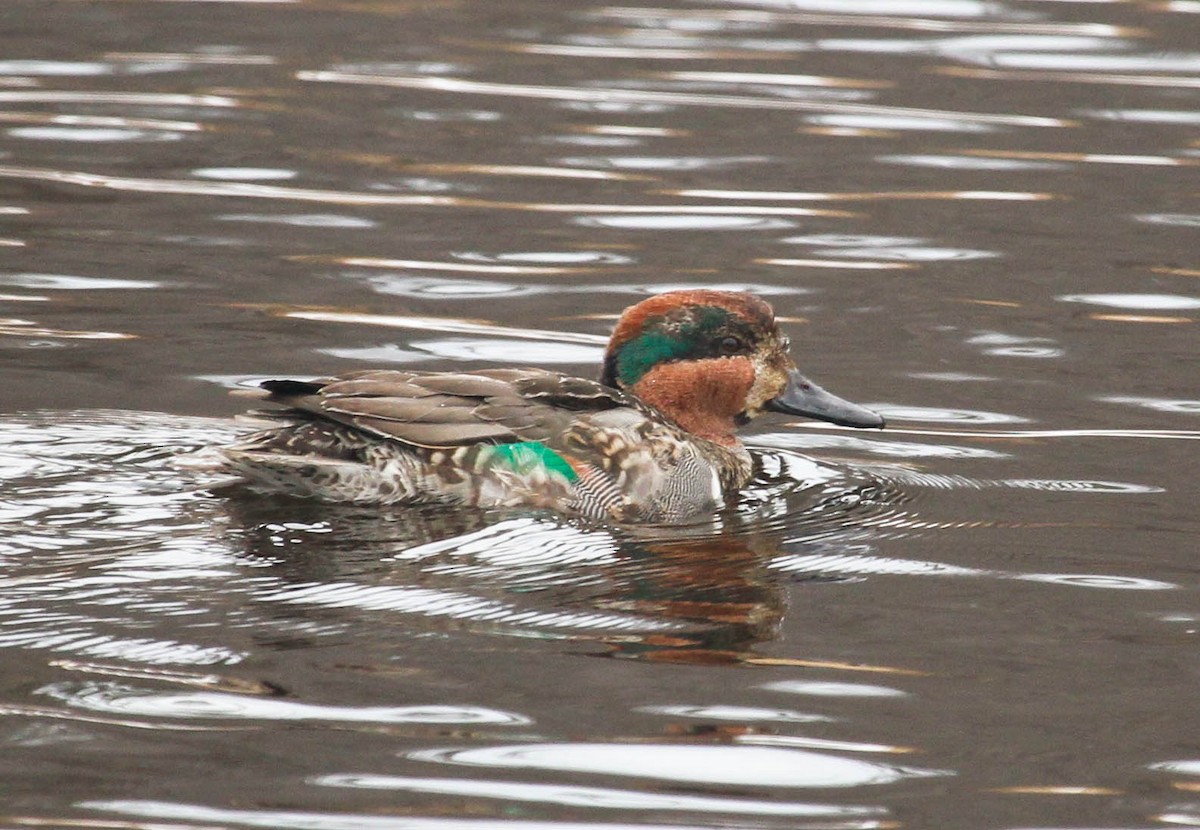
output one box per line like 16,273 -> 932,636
0,90 -> 238,106
966,331 -> 1065,359
193,167 -> 297,181
407,742 -> 945,787
870,405 -> 1028,424
662,70 -> 890,89
763,680 -> 908,698
324,340 -> 605,365
0,60 -> 115,76
0,273 -> 161,290
635,704 -> 833,723
1060,293 -> 1200,310
575,214 -> 798,230
556,155 -> 773,171
354,277 -> 545,299
759,257 -> 914,270
1138,213 -> 1200,227
84,800 -> 894,830
298,71 -> 1069,127
0,165 -> 844,216
803,113 -> 995,132
1099,396 -> 1200,415
1084,109 -> 1200,124
219,213 -> 377,228
757,431 -> 1009,459
231,501 -> 796,660
38,681 -> 531,725
453,251 -> 636,265
316,773 -> 877,817
977,52 -> 1200,72
879,153 -> 1067,171
405,338 -> 606,364
8,126 -> 187,142
810,245 -> 998,261
392,108 -> 502,122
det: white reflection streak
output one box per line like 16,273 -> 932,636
736,734 -> 908,754
284,310 -> 609,346
0,166 -> 841,216
802,425 -> 1200,441
105,52 -> 277,65
407,742 -> 944,788
0,703 -> 235,732
771,553 -> 983,578
129,0 -> 298,4
313,773 -> 882,817
40,682 -> 530,725
0,166 -> 455,206
937,66 -> 1200,89
296,71 -> 1070,127
662,70 -> 888,88
758,258 -> 914,269
333,257 -> 589,275
595,7 -> 1131,36
509,43 -> 753,60
83,799 -> 872,830
258,582 -> 679,632
0,113 -> 203,132
671,188 -> 1054,201
0,624 -> 244,664
409,163 -> 649,180
768,553 -> 1177,591
0,91 -> 238,106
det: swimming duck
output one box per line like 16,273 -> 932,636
213,290 -> 884,523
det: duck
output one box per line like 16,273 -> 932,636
211,290 -> 884,524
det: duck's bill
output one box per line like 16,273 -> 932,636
766,369 -> 886,429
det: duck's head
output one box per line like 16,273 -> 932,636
601,290 -> 884,445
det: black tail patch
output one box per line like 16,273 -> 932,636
260,379 -> 325,397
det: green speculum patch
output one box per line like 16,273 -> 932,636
491,441 -> 578,482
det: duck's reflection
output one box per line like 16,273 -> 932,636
219,453 -> 887,664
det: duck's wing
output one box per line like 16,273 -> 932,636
242,368 -> 634,449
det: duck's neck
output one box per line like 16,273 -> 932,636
628,358 -> 754,447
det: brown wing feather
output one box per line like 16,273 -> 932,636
329,395 -> 478,423
247,368 -> 631,450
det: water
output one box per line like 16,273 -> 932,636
1,0 -> 1199,827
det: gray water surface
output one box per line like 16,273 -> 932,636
1,1 -> 1199,828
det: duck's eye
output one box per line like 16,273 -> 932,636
718,336 -> 744,355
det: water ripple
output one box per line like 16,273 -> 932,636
761,680 -> 908,698
407,742 -> 948,788
635,704 -> 833,723
576,214 -> 797,230
0,272 -> 162,290
1015,574 -> 1175,590
84,799 -> 891,830
1098,396 -> 1200,415
258,582 -> 680,633
38,681 -> 531,725
297,71 -> 1070,127
1060,293 -> 1200,310
769,552 -> 1177,591
0,165 -> 845,216
315,772 -> 883,817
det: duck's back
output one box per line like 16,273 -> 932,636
214,369 -> 749,523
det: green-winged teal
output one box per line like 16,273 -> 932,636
213,290 -> 884,523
